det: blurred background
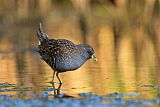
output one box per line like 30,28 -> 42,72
0,0 -> 159,98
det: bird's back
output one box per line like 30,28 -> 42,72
38,39 -> 76,60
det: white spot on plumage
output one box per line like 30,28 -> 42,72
38,41 -> 41,45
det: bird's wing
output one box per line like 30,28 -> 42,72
46,39 -> 76,58
38,39 -> 76,57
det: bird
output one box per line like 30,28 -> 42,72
37,23 -> 97,84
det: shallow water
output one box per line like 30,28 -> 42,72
0,31 -> 159,99
0,1 -> 160,106
0,50 -> 159,100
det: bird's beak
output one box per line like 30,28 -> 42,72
91,54 -> 98,61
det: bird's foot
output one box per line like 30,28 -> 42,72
48,80 -> 55,85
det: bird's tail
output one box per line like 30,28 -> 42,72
37,23 -> 48,43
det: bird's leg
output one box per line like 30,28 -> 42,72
56,72 -> 62,84
57,83 -> 62,94
52,70 -> 56,81
49,70 -> 56,84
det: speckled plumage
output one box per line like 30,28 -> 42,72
37,23 -> 96,83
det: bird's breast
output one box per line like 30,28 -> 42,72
55,55 -> 86,72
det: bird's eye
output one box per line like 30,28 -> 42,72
87,50 -> 91,54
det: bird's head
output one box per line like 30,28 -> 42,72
81,44 -> 97,61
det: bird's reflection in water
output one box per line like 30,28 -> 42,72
49,82 -> 74,98
49,81 -> 62,95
